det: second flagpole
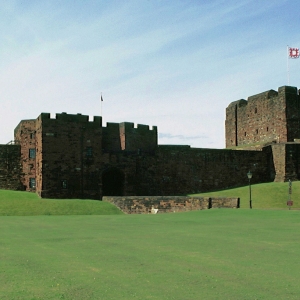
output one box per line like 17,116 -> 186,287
287,45 -> 290,85
100,93 -> 103,116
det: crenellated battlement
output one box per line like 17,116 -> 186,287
119,122 -> 157,152
102,121 -> 157,152
104,122 -> 120,129
39,112 -> 102,125
103,122 -> 157,131
119,122 -> 157,132
247,89 -> 278,102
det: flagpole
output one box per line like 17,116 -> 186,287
287,45 -> 290,85
100,93 -> 103,116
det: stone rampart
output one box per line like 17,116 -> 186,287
119,122 -> 157,152
103,196 -> 240,214
0,145 -> 23,190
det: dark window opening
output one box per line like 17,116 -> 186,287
61,180 -> 68,189
30,132 -> 35,139
29,148 -> 36,158
86,147 -> 93,157
29,178 -> 36,189
45,133 -> 57,137
255,108 -> 257,113
256,129 -> 258,134
244,132 -> 246,136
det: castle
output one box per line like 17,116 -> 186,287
1,85 -> 300,199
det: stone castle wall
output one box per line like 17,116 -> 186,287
103,196 -> 240,214
14,119 -> 37,191
35,112 -> 103,199
119,122 -> 157,152
271,143 -> 300,182
101,145 -> 273,197
102,122 -> 157,153
153,146 -> 272,194
0,144 -> 23,190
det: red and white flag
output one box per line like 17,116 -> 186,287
289,47 -> 299,58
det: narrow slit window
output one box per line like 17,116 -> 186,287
29,149 -> 36,158
29,178 -> 36,189
86,147 -> 93,157
61,180 -> 68,189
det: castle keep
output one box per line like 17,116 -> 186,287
1,85 -> 300,199
226,86 -> 300,147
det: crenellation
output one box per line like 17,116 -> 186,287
39,113 -> 51,120
56,113 -> 89,122
120,122 -> 134,129
136,124 -> 149,130
119,121 -> 157,152
39,112 -> 102,125
247,89 -> 278,102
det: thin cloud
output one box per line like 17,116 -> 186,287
0,0 -> 299,149
159,133 -> 208,140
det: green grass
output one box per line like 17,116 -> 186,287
0,190 -> 123,216
1,209 -> 300,299
1,180 -> 298,217
190,181 -> 300,209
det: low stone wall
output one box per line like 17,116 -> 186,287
103,196 -> 240,214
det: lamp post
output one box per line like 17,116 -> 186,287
247,171 -> 252,209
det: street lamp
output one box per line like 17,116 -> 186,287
247,171 -> 252,209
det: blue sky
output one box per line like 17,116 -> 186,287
1,0 -> 299,148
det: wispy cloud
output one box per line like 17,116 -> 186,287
0,0 -> 299,148
159,133 -> 208,140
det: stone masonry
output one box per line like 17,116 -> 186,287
226,86 -> 300,148
0,144 -> 22,190
103,196 -> 240,214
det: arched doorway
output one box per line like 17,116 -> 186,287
102,168 -> 125,196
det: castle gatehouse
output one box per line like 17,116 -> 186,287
1,85 -> 300,199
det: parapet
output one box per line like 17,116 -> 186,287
227,99 -> 247,109
248,89 -> 278,102
119,122 -> 157,132
38,112 -> 102,126
158,145 -> 191,150
104,122 -> 120,129
118,122 -> 157,152
102,122 -> 157,152
14,119 -> 36,139
227,86 -> 298,110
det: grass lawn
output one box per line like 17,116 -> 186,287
1,209 -> 300,300
0,190 -> 123,216
190,181 -> 300,209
